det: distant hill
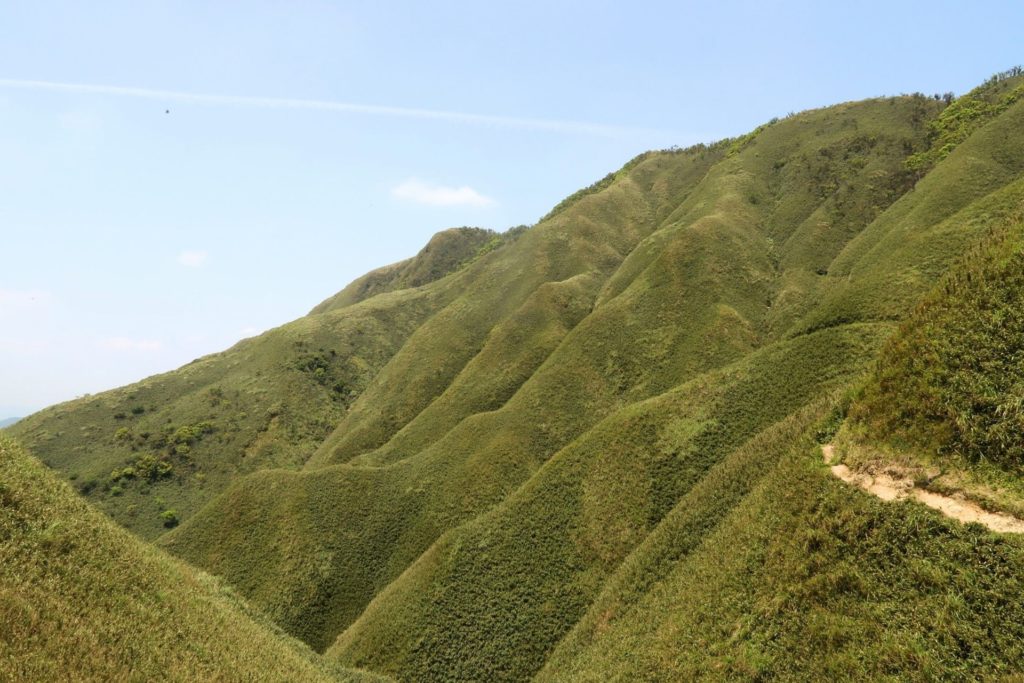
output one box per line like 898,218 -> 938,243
11,67 -> 1024,680
0,417 -> 19,428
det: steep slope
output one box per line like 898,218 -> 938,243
7,223 -> 538,539
800,73 -> 1024,333
327,326 -> 886,680
537,408 -> 1024,681
849,183 -> 1024,469
306,145 -> 730,469
825,169 -> 1024,526
533,80 -> 1024,682
13,70 -> 1024,682
0,435 -> 387,682
7,283 -> 451,538
311,96 -> 935,471
310,226 -> 512,313
164,94 -> 939,656
320,85 -> 1024,679
160,143 -> 733,651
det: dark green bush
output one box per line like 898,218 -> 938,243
161,509 -> 179,528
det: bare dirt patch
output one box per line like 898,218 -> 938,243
822,444 -> 1024,533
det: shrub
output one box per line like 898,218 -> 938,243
161,509 -> 179,528
905,78 -> 1024,176
171,421 -> 215,446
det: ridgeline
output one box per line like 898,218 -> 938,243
7,68 -> 1024,681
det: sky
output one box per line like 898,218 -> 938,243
1,1 -> 1023,417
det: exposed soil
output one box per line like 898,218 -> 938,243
822,444 -> 1024,534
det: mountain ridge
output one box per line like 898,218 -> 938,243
9,70 -> 1024,680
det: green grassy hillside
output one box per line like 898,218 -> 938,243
850,181 -> 1024,469
7,221 -> 528,540
161,94 -> 942,656
310,226 -> 514,313
799,76 -> 1024,333
327,326 -> 886,681
12,70 -> 1024,681
0,435 -> 388,682
537,408 -> 1024,681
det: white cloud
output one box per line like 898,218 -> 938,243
100,337 -> 163,352
391,179 -> 495,207
0,78 -> 646,137
178,250 -> 209,268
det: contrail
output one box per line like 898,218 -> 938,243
0,78 -> 649,137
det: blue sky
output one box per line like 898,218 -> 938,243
1,1 -> 1022,417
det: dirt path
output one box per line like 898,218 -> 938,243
821,444 -> 1024,534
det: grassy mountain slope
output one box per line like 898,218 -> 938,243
316,96 -> 934,470
800,77 -> 1024,333
308,145 -> 728,468
12,71 -> 1024,682
8,285 -> 447,538
163,95 -> 938,656
850,180 -> 1024,469
7,223 -> 544,539
534,84 -> 1024,682
310,226 -> 509,313
160,144 -> 733,651
322,88 -> 1024,679
326,325 -> 886,681
537,411 -> 1024,681
0,435 -> 387,682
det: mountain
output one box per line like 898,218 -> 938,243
310,226 -> 520,313
9,67 -> 1024,680
0,435 -> 387,682
0,417 -> 19,428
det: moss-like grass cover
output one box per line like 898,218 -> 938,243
8,69 -> 1024,681
0,436 -> 388,682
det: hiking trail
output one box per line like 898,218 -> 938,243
821,444 -> 1024,534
